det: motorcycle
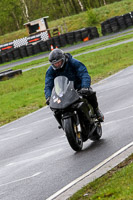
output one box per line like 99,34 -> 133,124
49,76 -> 102,151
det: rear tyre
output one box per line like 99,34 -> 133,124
90,123 -> 102,141
63,117 -> 83,151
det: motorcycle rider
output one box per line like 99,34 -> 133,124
44,48 -> 104,122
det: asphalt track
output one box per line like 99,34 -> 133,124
0,64 -> 133,199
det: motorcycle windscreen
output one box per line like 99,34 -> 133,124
50,76 -> 80,109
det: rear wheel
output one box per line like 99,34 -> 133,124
90,123 -> 102,141
63,117 -> 83,151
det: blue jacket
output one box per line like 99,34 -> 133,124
44,53 -> 91,99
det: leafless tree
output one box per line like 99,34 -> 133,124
20,0 -> 30,21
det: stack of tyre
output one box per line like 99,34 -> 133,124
45,26 -> 99,50
59,34 -> 67,47
116,16 -> 127,30
109,17 -> 120,33
0,69 -> 22,81
89,27 -> 99,38
0,26 -> 99,65
123,13 -> 133,27
101,12 -> 133,35
66,32 -> 75,44
101,20 -> 112,35
131,11 -> 133,22
0,42 -> 48,64
39,41 -> 48,52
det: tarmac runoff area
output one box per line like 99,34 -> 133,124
47,142 -> 133,200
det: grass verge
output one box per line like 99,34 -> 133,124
69,153 -> 133,200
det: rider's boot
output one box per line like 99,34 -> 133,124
95,108 -> 104,122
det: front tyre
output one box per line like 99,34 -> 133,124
63,117 -> 83,151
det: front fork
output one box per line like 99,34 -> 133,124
54,111 -> 82,133
61,111 -> 82,140
53,112 -> 62,129
74,111 -> 82,133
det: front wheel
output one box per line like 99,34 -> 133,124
90,123 -> 102,141
63,117 -> 83,151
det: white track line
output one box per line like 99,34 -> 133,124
4,148 -> 63,167
97,82 -> 129,93
0,172 -> 42,187
74,38 -> 133,58
0,130 -> 32,142
1,116 -> 53,132
104,104 -> 133,115
103,115 -> 133,126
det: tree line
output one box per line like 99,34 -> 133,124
0,0 -> 122,35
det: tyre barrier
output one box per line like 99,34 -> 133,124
19,45 -> 28,58
123,13 -> 133,27
0,11 -> 133,65
0,52 -> 8,63
66,31 -> 75,44
80,28 -> 89,40
0,26 -> 99,64
116,16 -> 127,30
53,36 -> 61,48
74,30 -> 82,42
38,41 -> 48,52
131,12 -> 133,22
12,48 -> 21,60
101,12 -> 133,35
0,69 -> 12,75
7,50 -> 14,61
0,69 -> 22,81
108,17 -> 120,33
26,45 -> 34,56
90,27 -> 99,38
59,34 -> 67,47
86,27 -> 93,39
46,38 -> 54,51
101,21 -> 112,35
33,43 -> 41,54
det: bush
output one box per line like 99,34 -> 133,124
87,8 -> 99,26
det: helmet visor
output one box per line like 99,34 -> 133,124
51,59 -> 64,69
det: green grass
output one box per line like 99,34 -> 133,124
0,67 -> 47,126
0,39 -> 133,126
10,57 -> 49,70
0,0 -> 133,44
76,42 -> 133,84
69,154 -> 133,200
71,32 -> 133,55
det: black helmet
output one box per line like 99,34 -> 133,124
49,48 -> 66,70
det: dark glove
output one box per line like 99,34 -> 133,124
78,88 -> 89,95
46,97 -> 50,105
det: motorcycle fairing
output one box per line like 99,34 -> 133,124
50,76 -> 80,109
